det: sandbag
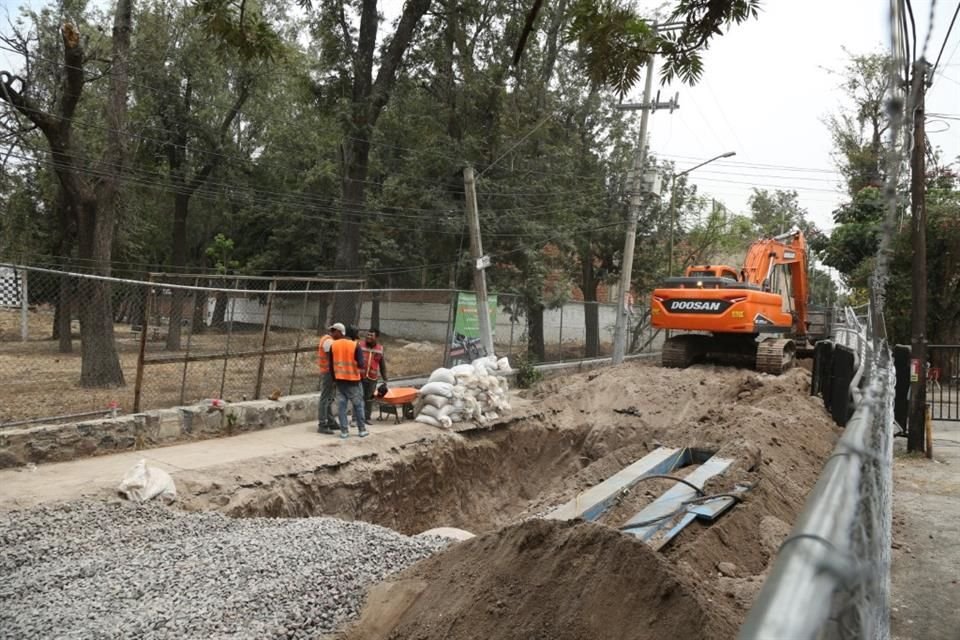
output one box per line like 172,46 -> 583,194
419,404 -> 442,419
422,394 -> 450,410
450,364 -> 475,377
428,368 -> 456,385
415,414 -> 442,427
118,459 -> 177,504
437,404 -> 458,418
419,381 -> 455,398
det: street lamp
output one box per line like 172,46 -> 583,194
667,151 -> 736,277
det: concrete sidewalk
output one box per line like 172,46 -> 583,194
0,418 -> 448,511
891,420 -> 960,640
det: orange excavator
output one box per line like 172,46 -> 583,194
651,229 -> 826,374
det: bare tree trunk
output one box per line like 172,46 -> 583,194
55,275 -> 73,352
192,289 -> 208,333
0,8 -> 131,387
330,0 -> 432,322
526,300 -> 546,361
166,191 -> 190,350
211,292 -> 229,329
581,252 -> 601,358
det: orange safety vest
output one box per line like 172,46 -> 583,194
331,339 -> 361,382
361,344 -> 384,380
317,334 -> 334,374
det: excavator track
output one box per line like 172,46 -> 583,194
756,338 -> 796,375
661,335 -> 705,369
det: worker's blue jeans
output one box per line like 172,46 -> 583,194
336,382 -> 366,434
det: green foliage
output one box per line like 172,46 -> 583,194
192,0 -> 283,61
513,353 -> 544,388
205,233 -> 239,274
565,0 -> 761,95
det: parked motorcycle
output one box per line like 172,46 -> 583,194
447,333 -> 486,366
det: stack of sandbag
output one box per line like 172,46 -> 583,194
415,356 -> 512,428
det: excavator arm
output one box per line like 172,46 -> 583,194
740,229 -> 809,338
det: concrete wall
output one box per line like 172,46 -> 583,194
214,294 -> 622,346
0,394 -> 320,470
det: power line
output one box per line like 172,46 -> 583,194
931,1 -> 960,77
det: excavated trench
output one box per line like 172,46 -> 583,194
176,363 -> 842,637
213,413 -> 663,536
198,364 -> 840,547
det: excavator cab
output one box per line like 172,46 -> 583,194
651,230 -> 813,374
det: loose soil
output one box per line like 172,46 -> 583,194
168,359 -> 838,638
342,519 -> 737,640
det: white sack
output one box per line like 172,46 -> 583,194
118,459 -> 177,504
419,382 -> 455,398
422,394 -> 450,410
415,414 -> 442,427
450,364 -> 475,377
419,404 -> 442,419
428,368 -> 456,385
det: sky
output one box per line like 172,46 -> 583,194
637,0 -> 960,233
1,0 -> 957,234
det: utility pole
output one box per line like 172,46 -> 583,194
611,46 -> 679,363
908,61 -> 929,454
463,166 -> 495,358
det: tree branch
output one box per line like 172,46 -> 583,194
59,23 -> 85,124
0,71 -> 58,134
188,77 -> 251,193
337,0 -> 356,63
369,0 -> 433,117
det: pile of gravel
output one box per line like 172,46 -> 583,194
0,500 -> 448,639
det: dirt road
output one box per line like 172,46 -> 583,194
891,420 -> 960,640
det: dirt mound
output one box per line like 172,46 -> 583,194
341,518 -> 735,640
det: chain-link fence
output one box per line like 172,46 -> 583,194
0,264 -> 662,427
740,2 -> 914,636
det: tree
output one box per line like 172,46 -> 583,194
313,0 -> 433,323
0,2 -> 133,386
748,188 -> 809,236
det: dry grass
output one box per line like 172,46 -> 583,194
0,309 -> 446,426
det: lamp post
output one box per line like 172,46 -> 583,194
667,151 -> 736,277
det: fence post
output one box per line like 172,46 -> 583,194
558,304 -> 564,361
219,278 -> 239,400
254,280 -> 277,399
133,276 -> 153,413
20,268 -> 28,342
178,278 -> 200,406
508,296 -> 516,358
442,290 -> 458,368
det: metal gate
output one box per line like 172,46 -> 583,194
928,345 -> 960,421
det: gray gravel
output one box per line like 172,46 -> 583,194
0,500 -> 448,639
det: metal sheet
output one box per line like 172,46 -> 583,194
621,455 -> 734,542
545,447 -> 686,522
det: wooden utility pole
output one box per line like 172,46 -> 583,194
908,61 -> 928,454
463,167 -> 495,357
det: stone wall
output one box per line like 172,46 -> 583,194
0,394 -> 320,470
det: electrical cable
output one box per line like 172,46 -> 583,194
931,0 -> 960,77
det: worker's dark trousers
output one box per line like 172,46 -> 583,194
318,374 -> 336,427
362,378 -> 378,422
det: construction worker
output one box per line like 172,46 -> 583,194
360,328 -> 388,424
317,323 -> 344,434
331,325 -> 368,438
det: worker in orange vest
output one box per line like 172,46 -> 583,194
331,325 -> 368,438
317,322 -> 345,434
360,328 -> 388,424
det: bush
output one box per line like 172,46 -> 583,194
514,354 -> 543,389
